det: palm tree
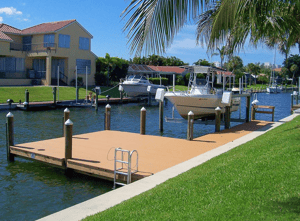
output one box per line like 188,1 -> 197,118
290,64 -> 299,84
122,0 -> 299,56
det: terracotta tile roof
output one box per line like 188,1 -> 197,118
22,19 -> 76,34
217,71 -> 233,76
274,68 -> 282,72
0,31 -> 12,41
0,24 -> 21,34
148,66 -> 187,74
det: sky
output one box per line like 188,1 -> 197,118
1,0 -> 298,67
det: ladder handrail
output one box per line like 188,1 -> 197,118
113,147 -> 138,189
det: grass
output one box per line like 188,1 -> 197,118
0,86 -> 120,103
85,116 -> 300,221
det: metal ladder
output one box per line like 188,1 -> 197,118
113,148 -> 138,189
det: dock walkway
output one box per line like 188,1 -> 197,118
11,120 -> 272,183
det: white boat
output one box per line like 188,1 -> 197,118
164,67 -> 240,120
267,46 -> 282,93
267,84 -> 282,93
120,75 -> 165,97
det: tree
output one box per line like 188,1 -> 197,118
212,46 -> 227,68
122,1 -> 299,57
290,64 -> 299,83
193,59 -> 211,66
246,63 -> 261,85
283,54 -> 300,80
95,53 -> 129,85
227,56 -> 243,73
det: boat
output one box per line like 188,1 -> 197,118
119,74 -> 166,97
267,46 -> 282,93
164,66 -> 240,120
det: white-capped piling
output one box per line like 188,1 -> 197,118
6,112 -> 14,162
63,108 -> 70,136
140,107 -> 146,135
187,111 -> 194,141
215,107 -> 221,132
64,119 -> 73,168
105,104 -> 111,130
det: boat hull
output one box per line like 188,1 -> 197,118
165,92 -> 240,120
121,83 -> 165,97
267,86 -> 281,93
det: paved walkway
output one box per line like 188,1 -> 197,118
38,114 -> 298,221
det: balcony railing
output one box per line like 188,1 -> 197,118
10,42 -> 57,53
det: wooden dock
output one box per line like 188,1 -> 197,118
9,120 -> 272,183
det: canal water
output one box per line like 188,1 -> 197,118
0,92 -> 294,220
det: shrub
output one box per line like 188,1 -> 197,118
94,72 -> 108,86
149,77 -> 168,85
70,77 -> 84,86
176,75 -> 185,85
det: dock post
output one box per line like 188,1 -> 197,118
64,119 -> 73,168
52,87 -> 57,106
140,107 -> 146,135
95,88 -> 99,111
246,95 -> 250,122
76,87 -> 79,103
225,106 -> 231,129
24,89 -> 29,110
251,105 -> 256,120
187,111 -> 194,140
25,89 -> 29,104
148,92 -> 151,106
6,112 -> 14,162
291,94 -> 294,110
215,107 -> 221,132
105,104 -> 111,130
63,108 -> 70,136
159,101 -> 163,132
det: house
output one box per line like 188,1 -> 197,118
0,19 -> 96,86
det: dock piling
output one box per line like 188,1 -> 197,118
64,119 -> 73,168
105,104 -> 111,130
159,101 -> 163,132
215,107 -> 221,132
6,112 -> 14,162
140,107 -> 146,135
251,105 -> 256,120
52,87 -> 57,106
24,89 -> 29,110
246,95 -> 250,122
187,111 -> 194,140
225,106 -> 231,129
95,88 -> 99,111
63,108 -> 70,136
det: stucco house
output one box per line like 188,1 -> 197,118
0,19 -> 96,86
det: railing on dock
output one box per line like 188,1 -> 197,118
113,148 -> 138,189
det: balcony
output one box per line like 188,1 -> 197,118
10,42 -> 57,53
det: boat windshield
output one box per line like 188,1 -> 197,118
127,75 -> 148,81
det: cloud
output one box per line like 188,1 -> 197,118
0,17 -> 3,23
0,7 -> 22,15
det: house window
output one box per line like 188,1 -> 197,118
23,36 -> 32,51
44,34 -> 55,47
16,58 -> 25,72
79,37 -> 89,50
59,34 -> 70,48
5,57 -> 16,73
76,59 -> 91,74
0,57 -> 5,71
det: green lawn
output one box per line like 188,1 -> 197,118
85,116 -> 300,220
0,86 -> 120,103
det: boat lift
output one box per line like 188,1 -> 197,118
165,93 -> 251,126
